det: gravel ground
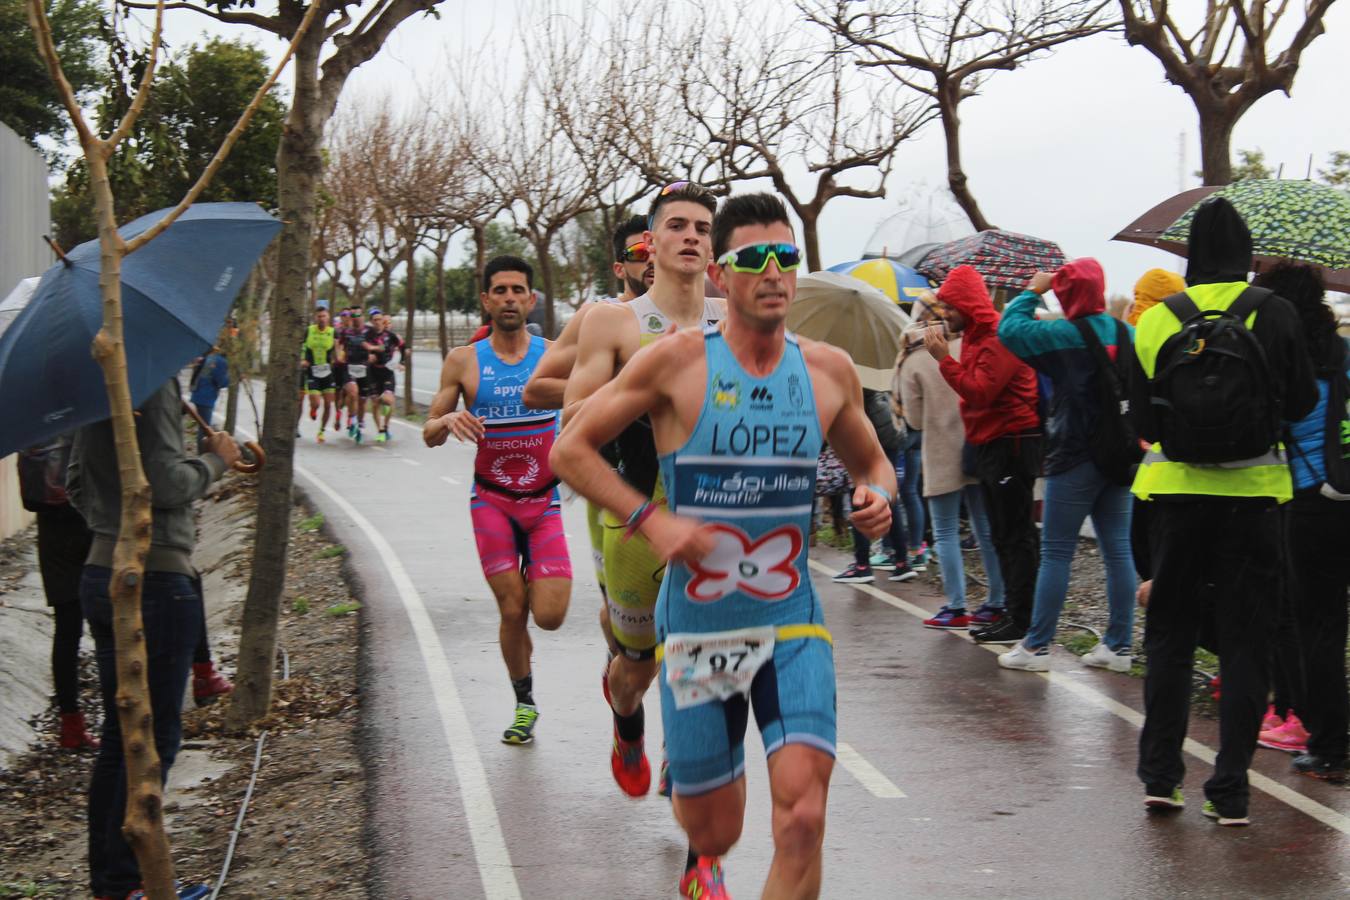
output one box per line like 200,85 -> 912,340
0,484 -> 369,898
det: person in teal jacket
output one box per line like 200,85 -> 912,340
994,259 -> 1137,676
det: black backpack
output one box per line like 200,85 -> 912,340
1149,287 -> 1281,464
1071,318 -> 1144,486
17,434 -> 73,512
1322,367 -> 1350,496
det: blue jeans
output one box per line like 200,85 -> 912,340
1023,461 -> 1136,651
852,445 -> 908,564
82,566 -> 204,896
927,485 -> 1004,611
899,445 -> 925,552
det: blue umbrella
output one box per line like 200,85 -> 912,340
0,202 -> 280,458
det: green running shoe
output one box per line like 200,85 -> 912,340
502,703 -> 539,745
1144,786 -> 1184,810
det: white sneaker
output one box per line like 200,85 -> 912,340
998,642 -> 1050,672
1081,642 -> 1132,673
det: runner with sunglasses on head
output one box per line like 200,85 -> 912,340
331,308 -> 352,432
560,182 -> 727,897
553,192 -> 894,900
523,215 -> 654,662
424,255 -> 572,746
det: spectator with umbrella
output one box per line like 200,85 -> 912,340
1128,198 -> 1316,825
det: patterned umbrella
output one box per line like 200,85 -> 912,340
826,257 -> 934,306
1113,180 -> 1350,290
915,230 -> 1067,290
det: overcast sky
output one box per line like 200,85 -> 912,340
152,1 -> 1350,299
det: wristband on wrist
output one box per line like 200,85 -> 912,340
865,483 -> 893,504
623,500 -> 657,540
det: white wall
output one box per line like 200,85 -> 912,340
0,123 -> 54,538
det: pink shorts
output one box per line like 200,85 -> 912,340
469,488 -> 572,582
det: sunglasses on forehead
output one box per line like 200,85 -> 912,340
715,242 -> 803,274
648,180 -> 703,228
619,240 -> 650,263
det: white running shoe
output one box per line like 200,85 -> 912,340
1081,642 -> 1132,673
998,642 -> 1050,672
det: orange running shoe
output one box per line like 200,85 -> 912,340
611,727 -> 651,797
679,856 -> 730,899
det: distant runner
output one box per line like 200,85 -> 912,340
301,305 -> 338,442
366,311 -> 404,443
553,192 -> 895,900
424,255 -> 573,745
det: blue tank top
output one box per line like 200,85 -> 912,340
656,327 -> 825,636
469,335 -> 559,495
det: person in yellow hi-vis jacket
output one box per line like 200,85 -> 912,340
1127,197 -> 1317,826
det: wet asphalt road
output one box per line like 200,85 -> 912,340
276,406 -> 1350,900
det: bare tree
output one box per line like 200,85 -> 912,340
679,10 -> 934,270
125,0 -> 453,730
807,0 -> 1116,231
1119,0 -> 1336,185
26,0 -> 315,891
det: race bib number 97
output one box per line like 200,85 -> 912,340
347,364 -> 367,379
663,626 -> 776,709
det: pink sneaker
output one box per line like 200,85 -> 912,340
1258,713 -> 1309,753
1261,705 -> 1283,732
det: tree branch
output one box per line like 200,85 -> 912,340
25,0 -> 99,151
124,0 -> 324,253
117,0 -> 283,33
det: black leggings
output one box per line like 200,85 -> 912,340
53,602 -> 84,713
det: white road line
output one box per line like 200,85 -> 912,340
235,424 -> 520,899
810,560 -> 1350,836
836,742 -> 906,798
401,457 -> 422,467
441,476 -> 461,486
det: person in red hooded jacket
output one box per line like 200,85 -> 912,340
923,265 -> 1041,644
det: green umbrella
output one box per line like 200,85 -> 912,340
1159,179 -> 1350,270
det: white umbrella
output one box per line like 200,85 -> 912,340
788,271 -> 911,391
0,277 -> 39,342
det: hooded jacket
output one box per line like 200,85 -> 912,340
935,266 -> 1040,445
1127,268 -> 1186,326
998,258 -> 1133,476
1128,197 -> 1318,500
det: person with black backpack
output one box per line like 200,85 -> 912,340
1128,197 -> 1317,826
994,258 -> 1140,675
1254,263 -> 1350,782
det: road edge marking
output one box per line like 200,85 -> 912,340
836,742 -> 906,798
807,559 -> 1350,835
255,422 -> 521,899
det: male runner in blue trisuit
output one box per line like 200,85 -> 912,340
553,192 -> 895,900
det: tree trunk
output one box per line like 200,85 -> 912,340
85,148 -> 177,894
227,28 -> 325,730
938,85 -> 994,233
800,211 -> 822,273
381,266 -> 392,311
473,222 -> 488,326
403,236 -> 415,415
435,238 -> 448,358
1197,107 -> 1236,185
473,222 -> 487,294
535,235 -> 557,338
